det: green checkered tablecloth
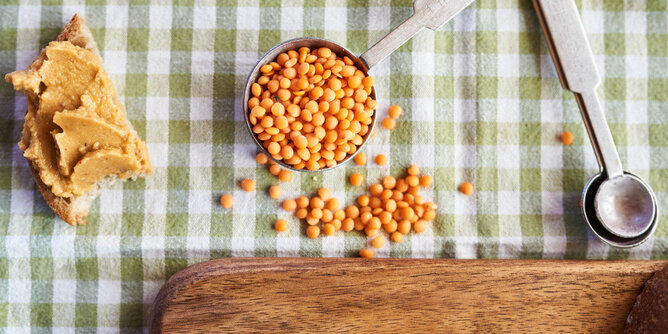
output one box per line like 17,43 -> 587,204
0,0 -> 667,330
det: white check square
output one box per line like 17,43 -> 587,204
581,10 -> 604,34
625,11 -> 646,34
147,143 -> 169,168
102,51 -> 126,75
188,190 -> 213,214
497,98 -> 520,123
324,5 -> 347,32
627,146 -> 650,170
236,7 -> 259,30
231,237 -> 255,256
191,51 -> 215,75
6,236 -> 29,258
146,97 -> 170,121
149,6 -> 173,29
497,54 -> 519,77
193,6 -> 216,29
142,236 -> 165,255
453,99 -> 476,122
10,190 -> 33,214
96,236 -> 121,257
144,190 -> 167,216
233,144 -> 258,168
99,189 -> 123,214
498,191 -> 520,215
541,145 -> 563,169
97,281 -> 121,304
235,52 -> 259,76
281,7 -> 303,31
51,234 -> 75,258
106,6 -> 128,29
625,55 -> 648,79
147,51 -> 171,75
454,145 -> 476,168
52,280 -> 76,304
190,97 -> 213,121
542,191 -> 563,215
496,9 -> 519,32
453,53 -> 476,77
625,100 -> 647,124
17,6 -> 40,29
411,98 -> 434,122
540,99 -> 563,123
412,52 -> 434,76
411,144 -> 435,168
368,6 -> 390,30
497,145 -> 520,169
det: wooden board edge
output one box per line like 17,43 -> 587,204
149,258 -> 667,333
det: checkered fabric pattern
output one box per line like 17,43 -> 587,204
0,0 -> 666,330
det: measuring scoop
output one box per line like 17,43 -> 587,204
243,0 -> 475,172
534,0 -> 658,247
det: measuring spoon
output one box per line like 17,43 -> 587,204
243,0 -> 475,172
534,0 -> 658,247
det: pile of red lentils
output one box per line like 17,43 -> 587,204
277,164 -> 436,258
247,46 -> 377,171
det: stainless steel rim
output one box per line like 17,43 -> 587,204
242,37 -> 377,173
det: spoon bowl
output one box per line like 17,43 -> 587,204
594,174 -> 656,238
582,171 -> 658,248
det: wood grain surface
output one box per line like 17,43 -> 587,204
150,258 -> 666,333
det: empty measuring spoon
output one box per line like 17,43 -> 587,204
534,0 -> 658,247
243,0 -> 475,172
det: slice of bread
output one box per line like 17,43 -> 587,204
6,14 -> 151,225
626,265 -> 668,333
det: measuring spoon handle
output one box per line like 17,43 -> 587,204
360,0 -> 475,69
533,0 -> 624,178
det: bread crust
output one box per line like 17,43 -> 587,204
28,161 -> 86,225
55,14 -> 99,55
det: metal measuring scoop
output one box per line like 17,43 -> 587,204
243,0 -> 475,172
534,0 -> 658,247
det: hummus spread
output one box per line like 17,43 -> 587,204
6,41 -> 151,198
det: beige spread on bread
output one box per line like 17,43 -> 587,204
5,14 -> 151,225
7,41 -> 151,198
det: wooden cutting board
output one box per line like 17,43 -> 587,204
150,258 -> 665,333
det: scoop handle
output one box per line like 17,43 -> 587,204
359,0 -> 475,69
533,0 -> 624,178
